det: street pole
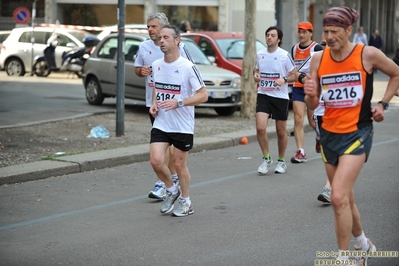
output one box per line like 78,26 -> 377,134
116,0 -> 125,136
30,0 -> 37,76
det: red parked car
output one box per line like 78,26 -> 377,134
182,31 -> 266,75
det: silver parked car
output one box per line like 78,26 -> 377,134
82,33 -> 242,116
0,27 -> 94,76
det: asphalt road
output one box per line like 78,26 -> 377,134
0,108 -> 398,265
0,71 -> 145,128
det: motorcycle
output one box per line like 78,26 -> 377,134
32,35 -> 99,78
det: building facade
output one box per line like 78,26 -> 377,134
1,0 -> 398,53
0,0 -> 276,45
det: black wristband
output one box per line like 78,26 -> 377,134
298,72 -> 306,84
378,101 -> 389,110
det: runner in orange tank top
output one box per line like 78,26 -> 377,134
290,22 -> 323,163
303,6 -> 399,265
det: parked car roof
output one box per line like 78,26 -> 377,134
96,24 -> 148,40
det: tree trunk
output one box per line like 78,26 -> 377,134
241,0 -> 257,118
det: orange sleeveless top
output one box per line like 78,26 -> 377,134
318,45 -> 373,133
293,41 -> 317,87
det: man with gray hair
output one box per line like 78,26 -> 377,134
134,13 -> 193,201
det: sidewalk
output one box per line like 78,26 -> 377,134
0,119 -> 306,185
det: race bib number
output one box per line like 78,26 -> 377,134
259,72 -> 279,92
155,82 -> 180,101
294,59 -> 305,69
321,72 -> 363,108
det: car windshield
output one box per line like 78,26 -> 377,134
181,39 -> 212,65
215,38 -> 266,59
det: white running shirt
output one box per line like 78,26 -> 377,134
134,40 -> 193,107
152,56 -> 205,134
255,47 -> 295,100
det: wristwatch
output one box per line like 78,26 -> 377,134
298,72 -> 306,84
177,98 -> 184,108
377,101 -> 389,110
283,77 -> 288,83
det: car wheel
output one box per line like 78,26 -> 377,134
32,60 -> 51,77
5,57 -> 25,76
85,76 -> 105,105
214,106 -> 238,116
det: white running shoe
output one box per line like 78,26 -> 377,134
160,187 -> 181,214
172,198 -> 194,217
274,160 -> 287,174
354,239 -> 377,266
258,157 -> 273,175
148,182 -> 166,200
317,187 -> 331,204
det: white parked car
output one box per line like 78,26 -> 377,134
0,27 -> 94,76
83,33 -> 242,116
0,30 -> 11,51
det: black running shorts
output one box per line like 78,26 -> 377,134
256,94 -> 289,120
150,128 -> 194,152
320,125 -> 373,165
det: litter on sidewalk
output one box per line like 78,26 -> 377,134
86,125 -> 110,139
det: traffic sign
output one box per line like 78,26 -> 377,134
13,7 -> 31,24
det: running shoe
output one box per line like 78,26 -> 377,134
160,187 -> 181,214
274,160 -> 287,174
258,156 -> 273,174
172,198 -> 194,217
290,150 -> 307,163
315,139 -> 321,153
317,187 -> 331,204
148,182 -> 166,200
173,178 -> 179,187
354,239 -> 377,266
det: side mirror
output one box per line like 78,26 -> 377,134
207,56 -> 216,64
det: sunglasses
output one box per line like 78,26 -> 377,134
320,41 -> 327,46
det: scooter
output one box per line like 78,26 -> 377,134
32,35 -> 99,78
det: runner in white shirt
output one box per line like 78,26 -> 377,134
254,26 -> 296,175
149,25 -> 208,217
296,35 -> 332,204
134,13 -> 193,201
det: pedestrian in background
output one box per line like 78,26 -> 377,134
304,6 -> 399,264
179,20 -> 191,33
368,28 -> 383,50
149,25 -> 208,217
352,26 -> 368,45
134,12 -> 193,201
254,26 -> 296,175
369,28 -> 384,73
